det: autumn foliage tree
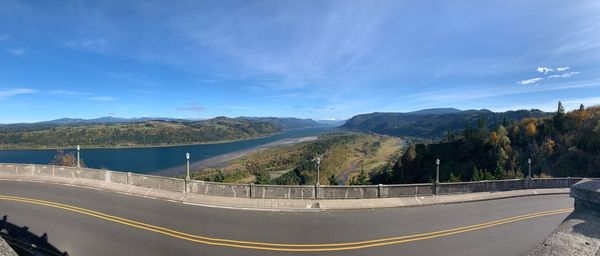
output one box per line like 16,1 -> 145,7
50,149 -> 85,167
374,102 -> 600,184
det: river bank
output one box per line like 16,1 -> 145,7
153,136 -> 318,176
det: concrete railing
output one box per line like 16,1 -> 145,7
570,178 -> 600,211
0,163 -> 583,200
529,179 -> 600,256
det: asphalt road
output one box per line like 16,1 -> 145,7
0,180 -> 572,256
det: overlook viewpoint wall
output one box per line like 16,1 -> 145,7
0,163 -> 583,200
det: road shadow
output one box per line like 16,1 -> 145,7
0,215 -> 68,256
566,210 -> 600,239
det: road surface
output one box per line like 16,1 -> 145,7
0,180 -> 572,256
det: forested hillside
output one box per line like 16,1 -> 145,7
0,117 -> 280,149
371,103 -> 600,184
342,109 -> 549,139
236,117 -> 323,129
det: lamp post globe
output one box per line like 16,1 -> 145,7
527,158 -> 532,179
76,145 -> 81,168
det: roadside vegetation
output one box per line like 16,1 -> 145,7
49,149 -> 85,167
192,132 -> 403,185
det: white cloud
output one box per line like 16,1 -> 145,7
548,71 -> 580,78
89,96 -> 116,101
5,48 -> 24,56
536,67 -> 553,74
517,77 -> 543,85
0,88 -> 36,99
537,66 -> 572,74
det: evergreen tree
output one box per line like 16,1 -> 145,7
464,120 -> 472,138
328,174 -> 338,185
471,165 -> 482,181
554,101 -> 566,131
213,170 -> 226,182
405,144 -> 417,161
482,170 -> 495,180
254,171 -> 271,184
495,158 -> 506,179
350,169 -> 370,185
448,172 -> 461,182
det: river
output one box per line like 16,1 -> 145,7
0,127 -> 334,175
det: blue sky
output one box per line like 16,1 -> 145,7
1,0 -> 599,123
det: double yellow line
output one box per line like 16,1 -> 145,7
0,194 -> 572,252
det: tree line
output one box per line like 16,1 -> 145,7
372,102 -> 600,184
0,118 -> 280,148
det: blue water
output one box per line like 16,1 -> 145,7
0,127 -> 333,174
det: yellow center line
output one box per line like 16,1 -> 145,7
0,194 -> 572,252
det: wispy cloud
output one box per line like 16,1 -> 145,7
89,96 -> 116,101
5,48 -> 25,56
65,39 -> 108,53
0,34 -> 9,41
548,71 -> 580,78
0,88 -> 36,99
47,90 -> 92,96
173,1 -> 393,91
403,78 -> 600,103
517,77 -> 543,85
176,103 -> 206,112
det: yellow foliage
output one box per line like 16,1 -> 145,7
526,122 -> 537,137
489,131 -> 498,145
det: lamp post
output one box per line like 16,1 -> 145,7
435,158 -> 440,195
528,158 -> 532,180
76,145 -> 80,168
316,157 -> 321,186
185,152 -> 190,181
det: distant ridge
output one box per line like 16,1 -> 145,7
0,116 -> 336,131
235,117 -> 329,129
407,108 -> 463,115
341,108 -> 548,139
38,116 -> 182,124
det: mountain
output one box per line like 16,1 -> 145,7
39,116 -> 182,124
315,119 -> 346,127
407,108 -> 463,115
235,117 -> 322,129
0,117 -> 280,149
0,116 -> 326,132
341,109 -> 549,139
